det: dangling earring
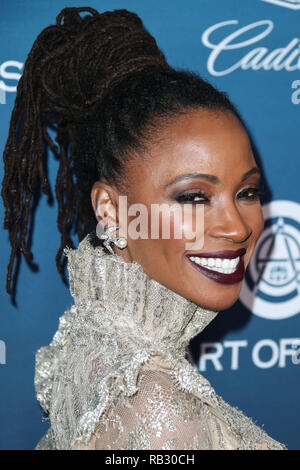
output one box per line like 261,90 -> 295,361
97,225 -> 127,254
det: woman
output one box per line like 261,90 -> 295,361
2,7 -> 286,450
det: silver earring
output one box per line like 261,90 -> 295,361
98,225 -> 127,254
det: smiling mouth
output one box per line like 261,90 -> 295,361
186,248 -> 247,285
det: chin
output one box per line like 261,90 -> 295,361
190,285 -> 243,312
193,298 -> 238,312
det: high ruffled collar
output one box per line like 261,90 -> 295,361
65,234 -> 218,352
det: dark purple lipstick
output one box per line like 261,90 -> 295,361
186,248 -> 246,285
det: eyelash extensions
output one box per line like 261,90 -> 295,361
174,187 -> 264,204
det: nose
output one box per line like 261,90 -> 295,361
209,201 -> 252,244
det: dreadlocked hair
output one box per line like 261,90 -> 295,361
2,6 -> 239,301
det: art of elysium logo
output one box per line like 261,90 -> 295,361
262,0 -> 300,9
240,200 -> 300,320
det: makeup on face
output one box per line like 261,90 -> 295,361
118,109 -> 265,311
164,168 -> 262,285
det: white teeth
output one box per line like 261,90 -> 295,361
222,259 -> 230,269
188,255 -> 240,274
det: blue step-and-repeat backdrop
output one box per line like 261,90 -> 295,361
0,0 -> 299,450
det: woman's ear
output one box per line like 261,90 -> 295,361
90,181 -> 118,230
91,181 -> 132,262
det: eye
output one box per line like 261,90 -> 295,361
237,187 -> 264,201
174,192 -> 210,204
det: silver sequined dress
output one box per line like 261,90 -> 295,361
34,235 -> 286,450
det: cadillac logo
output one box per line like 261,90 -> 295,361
262,0 -> 300,9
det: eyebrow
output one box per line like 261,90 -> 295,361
164,167 -> 261,188
241,167 -> 261,181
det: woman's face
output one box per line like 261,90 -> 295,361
92,109 -> 264,312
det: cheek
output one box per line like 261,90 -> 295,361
239,203 -> 264,240
167,205 -> 205,252
245,204 -> 264,267
252,205 -> 264,241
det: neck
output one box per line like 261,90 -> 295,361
65,234 -> 218,353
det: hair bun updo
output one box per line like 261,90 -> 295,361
31,7 -> 169,121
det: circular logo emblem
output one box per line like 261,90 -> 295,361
240,200 -> 300,320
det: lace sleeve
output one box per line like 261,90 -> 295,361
72,369 -> 213,450
71,366 -> 287,451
